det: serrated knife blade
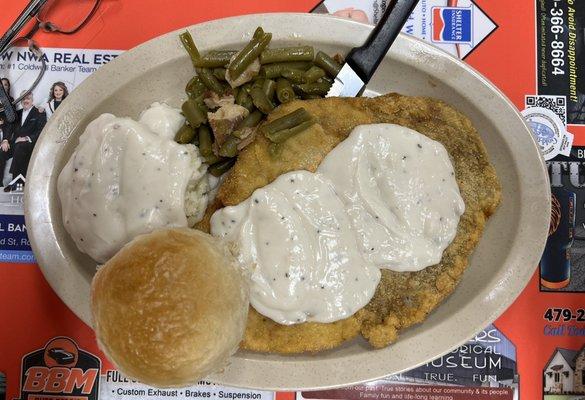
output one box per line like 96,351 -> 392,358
326,0 -> 419,98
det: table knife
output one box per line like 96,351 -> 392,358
326,0 -> 419,98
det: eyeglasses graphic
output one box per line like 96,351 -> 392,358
0,0 -> 102,123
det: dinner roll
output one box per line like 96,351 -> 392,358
91,228 -> 249,387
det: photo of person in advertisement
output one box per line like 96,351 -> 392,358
3,91 -> 46,193
0,78 -> 12,104
44,81 -> 69,119
541,148 -> 585,292
0,114 -> 14,187
0,78 -> 14,129
0,46 -> 122,263
0,77 -> 15,189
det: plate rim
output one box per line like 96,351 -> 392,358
24,12 -> 550,391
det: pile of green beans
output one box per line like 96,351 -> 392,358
177,28 -> 343,174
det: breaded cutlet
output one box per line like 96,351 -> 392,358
196,93 -> 501,353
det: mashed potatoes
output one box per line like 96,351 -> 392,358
58,103 -> 209,263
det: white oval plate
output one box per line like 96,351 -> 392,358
25,13 -> 550,391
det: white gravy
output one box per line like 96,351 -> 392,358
58,104 -> 208,264
210,123 -> 464,324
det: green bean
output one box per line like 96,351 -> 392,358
251,77 -> 265,89
253,26 -> 264,40
196,67 -> 224,94
220,81 -> 233,94
232,129 -> 248,140
210,49 -> 237,57
204,153 -> 222,164
262,79 -> 276,102
240,82 -> 253,93
261,62 -> 312,79
291,85 -> 308,96
213,67 -> 227,81
191,93 -> 206,105
185,76 -> 206,98
198,125 -> 214,157
303,66 -> 326,83
209,158 -> 236,177
236,110 -> 263,131
281,69 -> 305,84
260,107 -> 312,136
188,95 -> 207,114
192,50 -> 237,68
191,132 -> 200,146
236,91 -> 254,109
249,86 -> 274,114
218,136 -> 240,157
175,124 -> 196,144
232,127 -> 254,140
320,75 -> 334,84
228,32 -> 272,80
235,86 -> 254,111
180,31 -> 201,67
182,99 -> 207,128
314,51 -> 342,77
260,46 -> 314,64
266,119 -> 316,143
294,81 -> 332,96
276,78 -> 295,103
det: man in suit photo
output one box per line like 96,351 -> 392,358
4,91 -> 46,192
0,114 -> 13,187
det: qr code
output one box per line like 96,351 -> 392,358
525,95 -> 567,125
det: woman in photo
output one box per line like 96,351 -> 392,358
1,78 -> 12,102
45,81 -> 69,119
0,78 -> 14,123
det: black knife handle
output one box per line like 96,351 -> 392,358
346,0 -> 419,82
